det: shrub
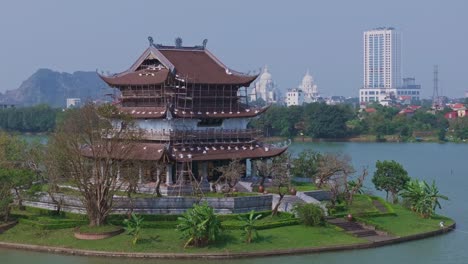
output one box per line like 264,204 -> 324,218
123,213 -> 144,245
293,203 -> 325,226
238,210 -> 262,243
177,203 -> 222,248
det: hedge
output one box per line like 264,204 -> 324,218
19,218 -> 88,230
222,219 -> 300,230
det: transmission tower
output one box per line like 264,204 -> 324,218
432,65 -> 440,110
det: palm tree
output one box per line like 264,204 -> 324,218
239,210 -> 262,243
123,213 -> 144,245
401,179 -> 425,211
425,180 -> 448,212
177,203 -> 222,248
401,180 -> 448,218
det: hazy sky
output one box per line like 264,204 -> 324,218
1,0 -> 467,98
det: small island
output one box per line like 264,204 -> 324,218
0,37 -> 454,259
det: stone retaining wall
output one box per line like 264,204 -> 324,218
302,190 -> 331,201
23,194 -> 273,215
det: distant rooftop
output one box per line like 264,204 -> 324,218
368,27 -> 396,31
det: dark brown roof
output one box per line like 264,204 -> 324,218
82,142 -> 287,162
159,49 -> 257,85
99,43 -> 257,86
118,106 -> 167,119
171,144 -> 287,162
118,105 -> 270,120
172,105 -> 269,119
81,142 -> 166,161
100,69 -> 169,86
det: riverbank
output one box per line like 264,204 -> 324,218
264,135 -> 445,143
0,223 -> 455,259
0,203 -> 455,259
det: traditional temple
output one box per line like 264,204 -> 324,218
96,37 -> 287,195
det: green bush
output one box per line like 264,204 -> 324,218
293,203 -> 325,226
19,218 -> 87,230
222,218 -> 299,230
177,203 -> 222,248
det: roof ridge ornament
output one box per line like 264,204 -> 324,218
202,39 -> 208,49
148,36 -> 154,46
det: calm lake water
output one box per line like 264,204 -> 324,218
1,142 -> 467,264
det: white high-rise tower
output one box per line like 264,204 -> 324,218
359,28 -> 420,105
363,27 -> 400,90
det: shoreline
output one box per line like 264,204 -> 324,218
0,223 -> 455,259
264,136 -> 450,143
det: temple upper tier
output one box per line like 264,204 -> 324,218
99,37 -> 264,119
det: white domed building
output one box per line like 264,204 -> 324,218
300,70 -> 319,103
251,66 -> 277,103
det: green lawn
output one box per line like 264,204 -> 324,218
291,181 -> 318,192
0,224 -> 364,253
360,204 -> 454,237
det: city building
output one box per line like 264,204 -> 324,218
359,27 -> 420,104
300,70 -> 319,103
94,37 -> 287,195
0,104 -> 15,109
66,98 -> 81,108
285,88 -> 304,107
251,66 -> 278,104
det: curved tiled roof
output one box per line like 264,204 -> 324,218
117,106 -> 167,119
99,43 -> 257,86
100,69 -> 169,86
172,105 -> 270,119
171,144 -> 287,162
81,142 -> 167,161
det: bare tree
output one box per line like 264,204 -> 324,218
257,153 -> 290,216
215,159 -> 246,195
315,153 -> 355,188
152,162 -> 167,197
345,167 -> 368,206
46,103 -> 141,226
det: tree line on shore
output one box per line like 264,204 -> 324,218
249,102 -> 468,141
0,104 -> 60,133
2,102 -> 468,141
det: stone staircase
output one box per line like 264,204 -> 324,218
327,218 -> 378,238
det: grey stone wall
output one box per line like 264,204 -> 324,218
23,194 -> 272,215
302,190 -> 331,201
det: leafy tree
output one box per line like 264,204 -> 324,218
293,203 -> 325,226
401,180 -> 448,218
304,103 -> 353,138
0,171 -> 14,222
123,213 -> 144,245
372,160 -> 410,203
177,203 -> 222,248
0,105 -> 58,132
291,150 -> 321,179
238,210 -> 262,243
8,168 -> 35,209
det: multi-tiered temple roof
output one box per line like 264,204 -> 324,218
97,37 -> 286,168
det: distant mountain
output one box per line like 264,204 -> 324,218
0,69 -> 114,107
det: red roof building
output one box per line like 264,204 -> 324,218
94,37 -> 287,195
